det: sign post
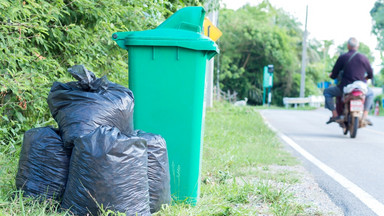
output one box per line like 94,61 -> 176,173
203,17 -> 222,107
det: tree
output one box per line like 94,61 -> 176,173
371,0 -> 384,50
217,1 -> 325,105
370,0 -> 384,87
374,69 -> 384,86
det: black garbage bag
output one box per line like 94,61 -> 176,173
47,65 -> 134,148
15,127 -> 71,200
136,130 -> 171,213
61,126 -> 150,216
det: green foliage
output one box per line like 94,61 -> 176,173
0,0 -> 205,149
374,69 -> 384,86
1,0 -> 209,214
370,1 -> 384,88
371,0 -> 384,50
217,1 -> 326,105
374,94 -> 384,106
369,0 -> 384,86
373,94 -> 384,116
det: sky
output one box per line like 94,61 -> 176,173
221,0 -> 381,72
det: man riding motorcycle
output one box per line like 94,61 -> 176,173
323,37 -> 374,125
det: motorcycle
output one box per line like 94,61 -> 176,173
338,81 -> 368,138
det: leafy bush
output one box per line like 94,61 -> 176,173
0,0 -> 205,149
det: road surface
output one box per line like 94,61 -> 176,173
260,108 -> 384,216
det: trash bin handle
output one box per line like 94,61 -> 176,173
178,22 -> 201,33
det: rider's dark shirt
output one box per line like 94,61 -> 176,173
330,50 -> 373,89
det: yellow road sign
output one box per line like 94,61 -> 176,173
203,18 -> 222,42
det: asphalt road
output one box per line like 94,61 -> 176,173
260,108 -> 384,216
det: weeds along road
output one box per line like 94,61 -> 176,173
260,108 -> 384,216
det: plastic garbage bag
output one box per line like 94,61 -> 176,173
15,127 -> 70,200
136,130 -> 171,213
47,65 -> 134,148
343,80 -> 368,94
61,126 -> 150,216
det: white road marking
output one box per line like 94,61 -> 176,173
261,113 -> 384,216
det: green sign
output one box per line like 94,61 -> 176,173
263,65 -> 274,88
263,65 -> 274,106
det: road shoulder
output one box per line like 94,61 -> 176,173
259,110 -> 344,215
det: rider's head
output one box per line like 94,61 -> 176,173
347,37 -> 359,51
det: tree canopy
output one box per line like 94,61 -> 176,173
371,0 -> 384,86
217,2 -> 325,105
371,0 -> 384,50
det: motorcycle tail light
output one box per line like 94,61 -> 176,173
351,90 -> 363,97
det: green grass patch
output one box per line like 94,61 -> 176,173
202,102 -> 297,175
156,102 -> 304,215
0,101 -> 307,215
373,94 -> 384,116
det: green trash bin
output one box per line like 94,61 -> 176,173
112,6 -> 219,204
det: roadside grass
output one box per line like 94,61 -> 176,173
156,102 -> 305,215
1,102 -> 309,215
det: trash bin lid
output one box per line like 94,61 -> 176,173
113,7 -> 219,59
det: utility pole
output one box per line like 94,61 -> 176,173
216,47 -> 220,101
299,5 -> 308,98
204,8 -> 219,107
323,40 -> 326,76
323,40 -> 326,89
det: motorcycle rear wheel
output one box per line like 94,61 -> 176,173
349,116 -> 359,138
